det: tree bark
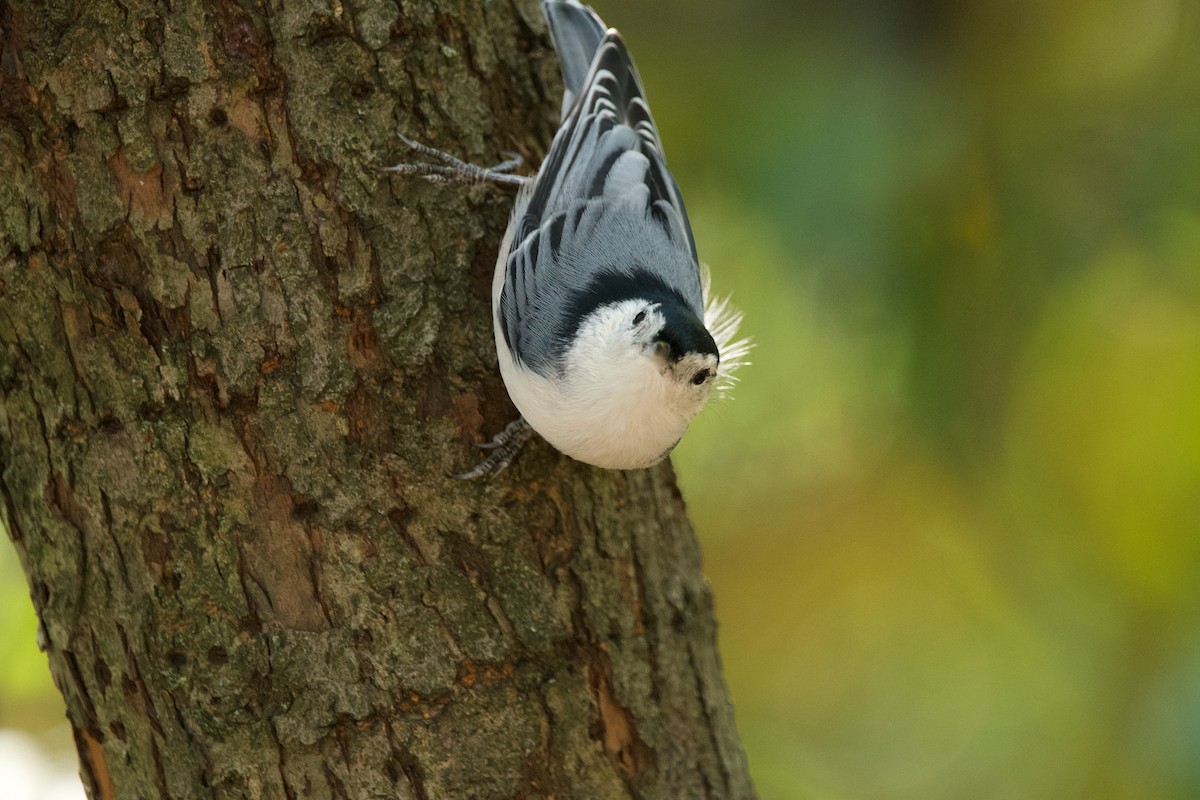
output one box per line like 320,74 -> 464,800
0,1 -> 755,798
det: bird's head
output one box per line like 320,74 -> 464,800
555,295 -> 719,465
629,298 -> 720,411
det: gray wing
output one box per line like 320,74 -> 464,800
500,31 -> 703,376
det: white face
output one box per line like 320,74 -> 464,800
627,301 -> 720,403
562,298 -> 720,430
506,298 -> 723,470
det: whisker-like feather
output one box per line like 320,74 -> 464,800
700,265 -> 752,398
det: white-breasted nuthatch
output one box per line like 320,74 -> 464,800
387,0 -> 748,477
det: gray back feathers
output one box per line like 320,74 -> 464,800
502,3 -> 703,376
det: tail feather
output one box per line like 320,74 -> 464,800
541,0 -> 609,116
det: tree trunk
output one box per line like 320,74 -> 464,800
0,1 -> 755,798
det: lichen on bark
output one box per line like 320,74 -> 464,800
0,1 -> 756,798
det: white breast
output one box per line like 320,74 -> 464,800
493,317 -> 690,470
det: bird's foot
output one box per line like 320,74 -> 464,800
453,417 -> 535,480
384,133 -> 530,187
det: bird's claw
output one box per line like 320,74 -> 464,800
453,417 -> 534,480
384,133 -> 530,187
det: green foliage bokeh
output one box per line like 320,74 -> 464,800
635,0 -> 1200,797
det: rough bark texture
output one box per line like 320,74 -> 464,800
0,1 -> 755,798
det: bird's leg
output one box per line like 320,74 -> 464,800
452,417 -> 535,480
384,133 -> 531,187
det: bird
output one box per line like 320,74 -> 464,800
385,0 -> 748,477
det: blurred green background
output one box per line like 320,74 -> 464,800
4,0 -> 1200,797
634,0 -> 1200,797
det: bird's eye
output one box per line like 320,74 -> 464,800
633,310 -> 646,325
692,369 -> 710,385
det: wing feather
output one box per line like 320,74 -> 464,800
500,30 -> 702,375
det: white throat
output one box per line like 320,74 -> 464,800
497,301 -> 714,469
